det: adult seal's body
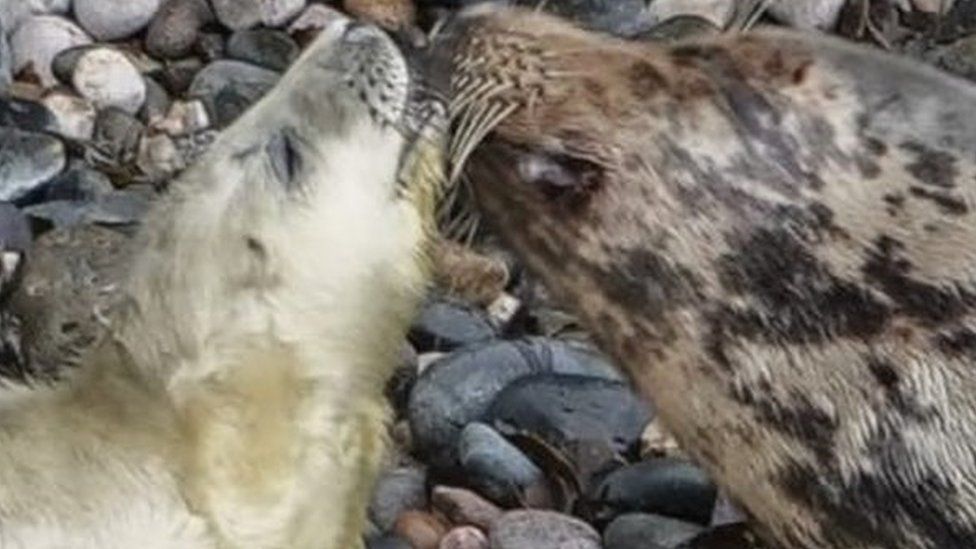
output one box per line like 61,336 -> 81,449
439,8 -> 976,548
0,16 -> 444,549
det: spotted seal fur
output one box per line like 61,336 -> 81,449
0,16 -> 444,548
437,7 -> 976,548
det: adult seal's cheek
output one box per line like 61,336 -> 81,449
441,7 -> 976,549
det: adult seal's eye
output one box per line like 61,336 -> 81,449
266,126 -> 304,190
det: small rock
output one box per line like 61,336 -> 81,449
645,0 -> 735,29
487,374 -> 652,463
489,510 -> 601,549
344,0 -> 416,30
518,0 -> 653,37
89,107 -> 145,181
458,422 -> 544,506
50,44 -> 92,86
211,0 -> 307,31
408,297 -> 496,352
136,132 -> 184,182
23,186 -> 152,228
2,0 -> 73,34
153,99 -> 209,137
10,15 -> 91,87
603,513 -> 704,549
154,57 -> 204,96
430,486 -> 503,531
0,18 -> 11,93
681,524 -> 767,548
0,202 -> 31,300
288,4 -> 345,37
393,510 -> 449,549
195,32 -> 226,62
226,28 -> 299,72
767,0 -> 846,30
369,467 -> 429,533
14,160 -> 112,206
409,338 -> 623,467
145,0 -> 214,59
0,97 -> 55,132
72,48 -> 147,115
710,491 -> 747,527
912,0 -> 954,14
640,418 -> 681,459
187,59 -> 280,127
587,458 -> 717,525
486,293 -> 520,328
41,92 -> 96,142
0,128 -> 65,201
74,0 -> 162,41
140,77 -> 172,125
439,527 -> 488,549
636,15 -> 719,42
367,536 -> 413,549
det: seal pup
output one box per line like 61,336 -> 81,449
0,16 -> 445,549
438,7 -> 976,548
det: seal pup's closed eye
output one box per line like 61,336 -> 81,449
437,7 -> 976,549
0,13 -> 445,549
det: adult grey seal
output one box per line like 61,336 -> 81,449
438,7 -> 976,548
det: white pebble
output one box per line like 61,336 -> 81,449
72,48 -> 147,115
10,15 -> 91,87
74,0 -> 163,41
767,0 -> 847,30
42,92 -> 96,141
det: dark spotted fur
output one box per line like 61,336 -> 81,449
441,8 -> 976,549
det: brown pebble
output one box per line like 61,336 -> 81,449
343,0 -> 416,30
438,526 -> 489,549
394,510 -> 449,549
430,486 -> 503,531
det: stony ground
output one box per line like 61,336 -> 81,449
1,1 -> 975,548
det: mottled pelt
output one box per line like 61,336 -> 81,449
439,7 -> 976,548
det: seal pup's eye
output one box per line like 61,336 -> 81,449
266,126 -> 304,190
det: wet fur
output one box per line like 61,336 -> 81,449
441,8 -> 976,548
0,19 -> 443,549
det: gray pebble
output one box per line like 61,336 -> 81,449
490,510 -> 601,549
603,513 -> 705,549
458,422 -> 543,506
188,59 -> 280,127
226,28 -> 299,72
0,127 -> 65,201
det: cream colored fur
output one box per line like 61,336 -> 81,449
0,17 -> 439,549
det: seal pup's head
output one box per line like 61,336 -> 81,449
120,16 -> 446,387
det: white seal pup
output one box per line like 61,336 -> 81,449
0,16 -> 445,549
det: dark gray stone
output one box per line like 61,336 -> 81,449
490,510 -> 601,549
516,0 -> 653,37
407,337 -> 624,468
0,98 -> 55,132
604,513 -> 705,549
458,422 -> 543,506
487,373 -> 652,461
226,28 -> 298,72
14,161 -> 112,207
0,128 -> 65,201
368,466 -> 429,533
587,458 -> 717,526
188,59 -> 280,127
408,297 -> 496,352
23,186 -> 153,229
140,76 -> 172,124
145,0 -> 213,59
